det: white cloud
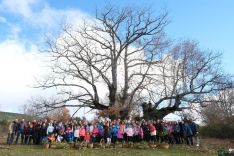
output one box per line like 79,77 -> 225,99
0,39 -> 45,111
0,0 -> 91,116
0,0 -> 40,18
0,0 -> 89,29
0,16 -> 6,22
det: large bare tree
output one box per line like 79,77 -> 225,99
141,39 -> 233,119
30,3 -> 170,118
29,3 -> 233,120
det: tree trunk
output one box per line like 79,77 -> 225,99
142,102 -> 182,120
108,84 -> 116,106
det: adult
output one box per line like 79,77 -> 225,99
143,122 -> 150,142
163,123 -> 170,143
173,121 -> 180,144
149,123 -> 157,143
7,121 -> 14,145
181,120 -> 193,146
178,120 -> 184,144
155,119 -> 163,142
15,119 -> 26,145
189,119 -> 199,146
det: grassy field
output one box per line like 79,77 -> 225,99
0,137 -> 232,156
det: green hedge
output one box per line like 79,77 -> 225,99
199,121 -> 234,139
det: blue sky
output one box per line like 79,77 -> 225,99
0,0 -> 233,117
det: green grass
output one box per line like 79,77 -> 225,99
0,143 -> 217,156
0,111 -> 24,121
0,111 -> 39,124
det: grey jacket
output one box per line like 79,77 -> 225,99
163,126 -> 170,135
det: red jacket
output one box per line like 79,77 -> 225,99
32,122 -> 37,131
150,125 -> 156,132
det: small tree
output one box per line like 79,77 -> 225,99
199,90 -> 234,138
46,107 -> 71,123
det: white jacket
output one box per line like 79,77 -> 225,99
74,129 -> 80,138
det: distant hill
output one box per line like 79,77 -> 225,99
0,111 -> 39,122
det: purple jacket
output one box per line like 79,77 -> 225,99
99,129 -> 104,137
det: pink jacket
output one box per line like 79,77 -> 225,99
92,128 -> 99,134
133,126 -> 139,136
117,129 -> 124,139
125,127 -> 134,136
169,124 -> 174,133
138,127 -> 144,137
79,128 -> 85,136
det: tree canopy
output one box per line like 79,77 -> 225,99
29,3 -> 233,119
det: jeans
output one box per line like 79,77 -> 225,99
107,138 -> 111,144
192,134 -> 199,145
92,136 -> 96,143
186,135 -> 193,145
15,130 -> 24,144
7,133 -> 14,144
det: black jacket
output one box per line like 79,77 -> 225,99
143,125 -> 150,135
25,127 -> 34,136
155,123 -> 162,132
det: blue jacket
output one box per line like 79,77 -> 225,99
182,123 -> 192,136
189,122 -> 198,134
65,129 -> 73,138
112,127 -> 117,136
116,124 -> 120,131
97,123 -> 103,130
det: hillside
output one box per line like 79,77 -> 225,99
0,111 -> 39,122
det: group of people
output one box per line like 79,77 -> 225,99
7,118 -> 199,146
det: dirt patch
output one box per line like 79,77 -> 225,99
201,137 -> 234,148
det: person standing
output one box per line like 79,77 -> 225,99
155,120 -> 162,142
163,123 -> 170,143
7,121 -> 14,145
173,121 -> 180,144
181,120 -> 193,146
149,123 -> 157,143
105,127 -> 112,145
189,119 -> 199,146
143,122 -> 150,142
111,124 -> 117,143
14,119 -> 26,145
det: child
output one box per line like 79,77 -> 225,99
138,123 -> 144,142
125,124 -> 133,142
117,127 -> 124,142
84,130 -> 91,143
105,127 -> 112,145
47,123 -> 54,135
25,124 -> 34,145
133,123 -> 139,142
98,126 -> 105,142
65,126 -> 73,143
54,125 -> 59,140
48,133 -> 56,142
92,125 -> 99,143
74,126 -> 80,142
111,125 -> 117,143
79,125 -> 85,142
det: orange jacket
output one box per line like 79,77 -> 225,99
120,124 -> 126,131
84,134 -> 91,141
48,136 -> 56,142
